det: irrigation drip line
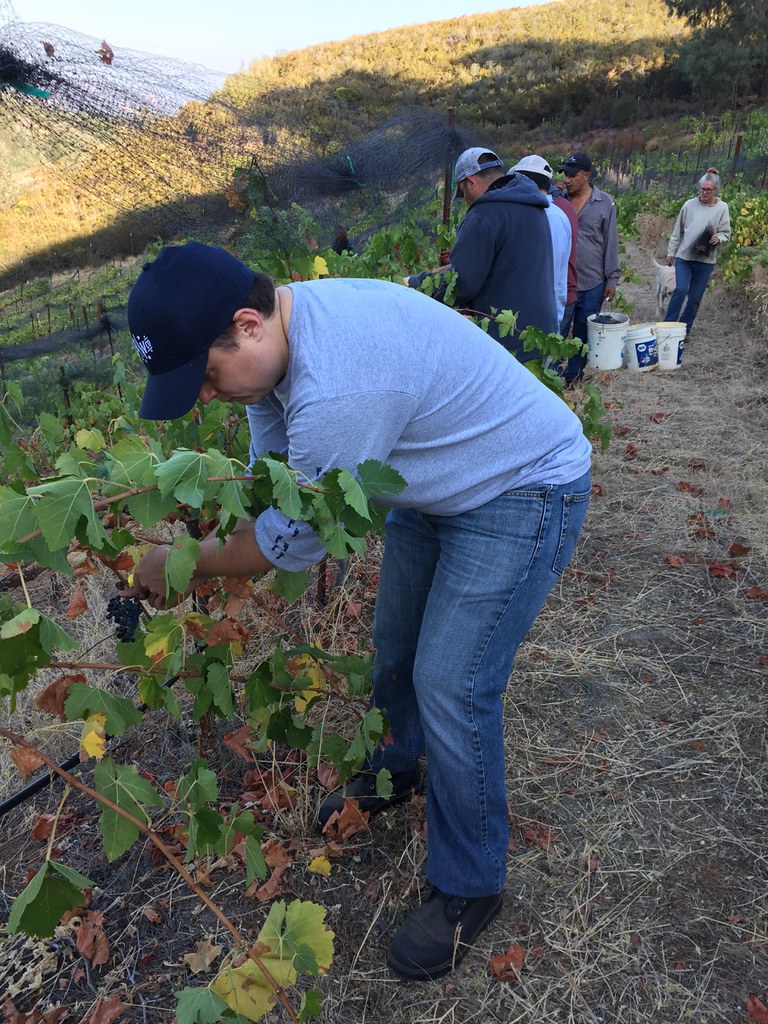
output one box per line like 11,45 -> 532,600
0,673 -> 180,820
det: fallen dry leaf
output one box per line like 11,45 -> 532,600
206,618 -> 250,646
523,823 -> 560,851
141,906 -> 163,924
745,586 -> 768,601
223,724 -> 257,762
729,540 -> 751,557
316,762 -> 340,793
11,747 -> 46,779
75,911 -> 110,966
746,994 -> 768,1024
66,584 -> 88,619
249,863 -> 287,902
86,996 -> 125,1024
489,943 -> 525,982
708,561 -> 736,578
322,800 -> 370,841
182,936 -> 223,974
664,555 -> 685,567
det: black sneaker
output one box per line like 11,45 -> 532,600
315,765 -> 421,832
388,888 -> 504,980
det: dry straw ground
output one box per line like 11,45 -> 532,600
1,234 -> 766,1023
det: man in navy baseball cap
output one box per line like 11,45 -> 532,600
559,152 -> 593,175
127,241 -> 255,419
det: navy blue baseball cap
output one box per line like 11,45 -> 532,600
127,241 -> 256,419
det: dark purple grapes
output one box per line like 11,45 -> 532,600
106,594 -> 141,642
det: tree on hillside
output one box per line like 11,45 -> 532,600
663,0 -> 768,98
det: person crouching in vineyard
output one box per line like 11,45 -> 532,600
664,169 -> 731,343
123,241 -> 591,981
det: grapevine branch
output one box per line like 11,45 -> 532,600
0,727 -> 300,1023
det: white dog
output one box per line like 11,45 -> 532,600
653,259 -> 676,316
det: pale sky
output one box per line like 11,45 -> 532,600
9,0 -> 552,73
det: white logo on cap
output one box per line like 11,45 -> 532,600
132,333 -> 153,364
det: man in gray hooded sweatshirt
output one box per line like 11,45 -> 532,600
408,147 -> 557,361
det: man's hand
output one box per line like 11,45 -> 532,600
666,256 -> 675,266
118,544 -> 176,610
604,285 -> 616,301
709,234 -> 720,246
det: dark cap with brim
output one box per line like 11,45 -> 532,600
560,152 -> 593,174
128,241 -> 256,420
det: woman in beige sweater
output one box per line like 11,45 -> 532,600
664,169 -> 731,340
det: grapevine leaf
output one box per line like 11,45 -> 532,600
0,403 -> 10,445
38,612 -> 77,653
37,412 -> 66,456
80,712 -> 108,760
187,807 -> 225,860
0,485 -> 38,547
317,521 -> 366,560
259,900 -> 334,975
337,469 -> 372,521
166,534 -> 201,596
5,380 -> 23,406
93,757 -> 163,862
308,856 -> 331,877
116,638 -> 153,669
263,457 -> 302,520
356,460 -> 407,499
1,607 -> 41,638
144,613 -> 183,663
3,443 -> 37,482
107,437 -> 158,485
206,662 -> 235,717
3,532 -> 72,574
271,569 -> 307,604
138,674 -> 181,716
50,860 -> 96,889
64,683 -> 142,736
7,860 -> 91,938
298,989 -> 323,1022
177,758 -> 218,808
175,987 -> 229,1024
156,449 -> 211,508
211,957 -> 295,1021
204,450 -> 251,525
75,428 -> 106,452
31,477 -> 105,551
244,834 -> 267,886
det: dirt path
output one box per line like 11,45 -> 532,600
1,238 -> 766,1024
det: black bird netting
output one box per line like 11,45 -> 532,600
1,0 -> 484,409
1,0 -> 478,250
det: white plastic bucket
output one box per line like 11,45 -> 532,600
586,313 -> 629,370
655,322 -> 686,370
625,322 -> 658,372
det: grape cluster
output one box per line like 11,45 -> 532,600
106,594 -> 141,642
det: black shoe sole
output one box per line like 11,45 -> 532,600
387,893 -> 504,981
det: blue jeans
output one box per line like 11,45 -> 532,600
564,281 -> 606,381
665,259 -> 714,333
369,471 -> 591,897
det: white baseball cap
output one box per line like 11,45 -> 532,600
453,147 -> 503,197
508,155 -> 554,180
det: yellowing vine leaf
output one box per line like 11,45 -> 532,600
80,712 -> 107,760
308,856 -> 331,877
211,900 -> 334,1021
287,653 -> 324,712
